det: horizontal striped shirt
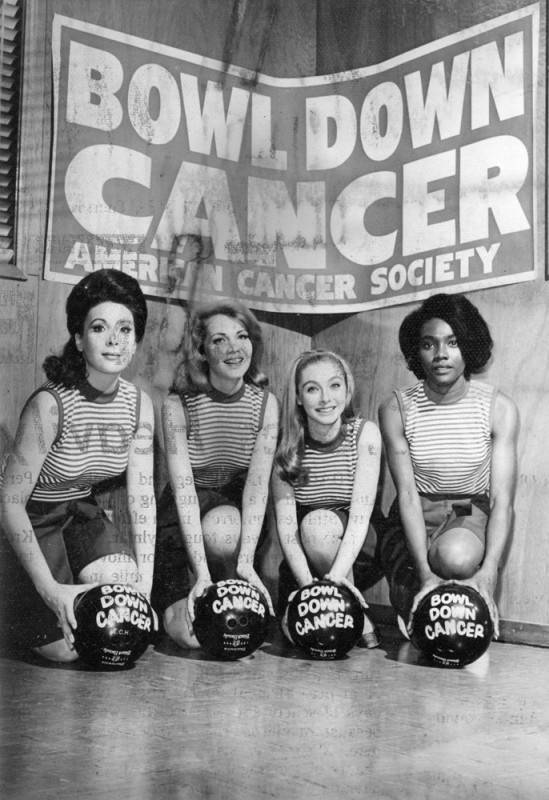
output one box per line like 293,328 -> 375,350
293,417 -> 365,509
181,383 -> 268,488
399,380 -> 494,496
30,379 -> 140,502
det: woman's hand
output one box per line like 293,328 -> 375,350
407,573 -> 444,635
42,582 -> 98,649
186,575 -> 213,625
323,573 -> 369,611
130,578 -> 159,632
132,573 -> 153,602
454,570 -> 500,639
236,563 -> 275,617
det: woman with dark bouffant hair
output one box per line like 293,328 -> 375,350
0,269 -> 156,662
151,299 -> 278,650
378,293 -> 519,641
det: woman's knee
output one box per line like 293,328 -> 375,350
78,553 -> 138,586
202,505 -> 241,560
33,639 -> 79,663
429,530 -> 483,579
301,510 -> 344,572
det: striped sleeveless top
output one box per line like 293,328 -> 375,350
180,383 -> 268,488
398,380 -> 495,496
292,418 -> 365,509
30,379 -> 140,502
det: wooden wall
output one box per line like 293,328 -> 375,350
314,0 -> 549,642
1,0 -> 547,641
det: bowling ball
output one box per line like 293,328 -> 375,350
410,582 -> 494,668
193,579 -> 269,660
73,584 -> 156,670
285,580 -> 364,660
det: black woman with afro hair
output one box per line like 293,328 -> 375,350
378,293 -> 518,643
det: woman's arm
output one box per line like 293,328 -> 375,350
378,394 -> 438,590
161,395 -> 211,607
271,470 -> 314,588
325,421 -> 381,583
470,391 -> 519,616
236,392 -> 279,611
0,392 -> 95,644
126,390 -> 156,599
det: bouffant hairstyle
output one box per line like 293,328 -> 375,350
173,299 -> 267,394
399,293 -> 493,379
43,269 -> 147,387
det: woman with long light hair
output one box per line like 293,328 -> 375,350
272,349 -> 381,647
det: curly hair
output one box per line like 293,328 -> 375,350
274,350 -> 355,484
43,269 -> 148,387
399,293 -> 493,379
172,299 -> 267,394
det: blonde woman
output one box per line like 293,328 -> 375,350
152,300 -> 278,649
272,350 -> 381,648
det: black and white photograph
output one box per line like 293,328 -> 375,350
0,1 -> 547,798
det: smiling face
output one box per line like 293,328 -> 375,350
297,358 -> 348,440
75,301 -> 137,390
418,317 -> 466,396
203,313 -> 253,394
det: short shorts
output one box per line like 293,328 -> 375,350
151,472 -> 251,613
296,504 -> 349,529
377,493 -> 489,619
0,495 -> 134,648
276,504 -> 384,615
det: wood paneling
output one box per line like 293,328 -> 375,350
0,275 -> 39,471
45,0 -> 316,77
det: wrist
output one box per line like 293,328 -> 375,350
35,576 -> 58,601
297,571 -> 314,588
476,563 -> 498,580
417,564 -> 434,583
325,567 -> 344,583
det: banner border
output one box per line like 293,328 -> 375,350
44,3 -> 541,314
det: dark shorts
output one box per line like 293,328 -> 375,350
377,493 -> 489,619
151,473 -> 250,613
276,504 -> 384,615
296,504 -> 349,528
0,496 -> 134,649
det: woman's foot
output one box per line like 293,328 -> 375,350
357,611 -> 381,649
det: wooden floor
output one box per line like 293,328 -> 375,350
1,621 -> 548,800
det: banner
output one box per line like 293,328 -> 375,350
45,5 -> 539,314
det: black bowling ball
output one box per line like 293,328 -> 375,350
73,584 -> 155,669
193,579 -> 269,660
284,580 -> 363,660
410,582 -> 494,667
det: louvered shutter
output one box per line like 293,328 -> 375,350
0,0 -> 22,269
